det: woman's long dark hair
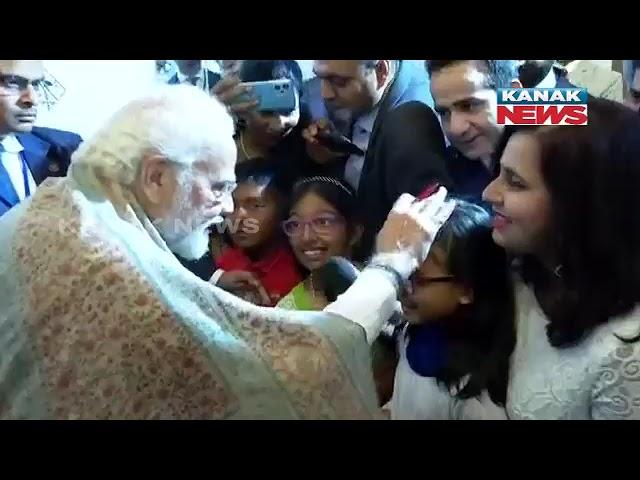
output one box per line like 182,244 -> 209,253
495,98 -> 640,347
408,200 -> 515,405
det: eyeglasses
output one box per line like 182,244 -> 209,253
282,214 -> 344,237
0,74 -> 46,95
211,181 -> 237,199
406,275 -> 455,292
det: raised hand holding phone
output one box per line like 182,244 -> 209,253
211,75 -> 259,116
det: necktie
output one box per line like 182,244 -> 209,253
344,124 -> 368,191
0,142 -> 31,199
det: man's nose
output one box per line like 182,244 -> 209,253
220,193 -> 234,215
448,111 -> 470,137
321,79 -> 336,101
19,84 -> 39,108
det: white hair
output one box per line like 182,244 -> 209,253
70,84 -> 235,186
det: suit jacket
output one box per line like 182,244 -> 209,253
0,127 -> 82,217
446,147 -> 496,211
353,61 -> 451,258
167,69 -> 221,89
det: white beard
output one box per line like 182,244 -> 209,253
153,175 -> 222,261
164,223 -> 211,260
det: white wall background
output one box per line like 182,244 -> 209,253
36,60 -> 315,139
296,60 -> 314,79
37,60 -> 159,139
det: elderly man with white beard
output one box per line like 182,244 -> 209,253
0,85 -> 454,419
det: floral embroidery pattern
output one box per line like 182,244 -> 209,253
9,180 -> 377,419
14,185 -> 237,419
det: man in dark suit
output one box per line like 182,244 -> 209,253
518,60 -> 575,89
303,60 -> 451,258
427,60 -> 521,204
0,60 -> 82,217
167,60 -> 221,91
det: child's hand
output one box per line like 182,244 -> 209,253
217,271 -> 272,306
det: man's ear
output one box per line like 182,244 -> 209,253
511,79 -> 523,88
138,153 -> 173,205
375,60 -> 391,90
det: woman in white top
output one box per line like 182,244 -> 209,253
482,98 -> 640,419
389,199 -> 515,420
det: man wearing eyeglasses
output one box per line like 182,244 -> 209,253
0,84 -> 456,419
0,60 -> 82,217
302,60 -> 451,260
168,60 -> 221,91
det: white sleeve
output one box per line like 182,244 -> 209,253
208,269 -> 225,285
591,340 -> 640,420
323,268 -> 398,345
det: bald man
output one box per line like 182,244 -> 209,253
0,60 -> 82,217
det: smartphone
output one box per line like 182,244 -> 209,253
417,183 -> 440,201
316,130 -> 365,156
235,79 -> 296,113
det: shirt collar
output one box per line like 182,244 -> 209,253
355,106 -> 379,134
536,66 -> 558,88
0,134 -> 24,154
176,69 -> 202,83
226,244 -> 289,274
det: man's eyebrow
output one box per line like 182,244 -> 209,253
312,69 -> 349,81
434,96 -> 479,112
0,73 -> 46,81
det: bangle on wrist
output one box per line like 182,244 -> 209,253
366,263 -> 405,296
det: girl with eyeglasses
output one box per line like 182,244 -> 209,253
277,176 -> 363,311
277,175 -> 401,405
388,199 -> 516,419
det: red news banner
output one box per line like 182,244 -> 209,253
497,88 -> 588,125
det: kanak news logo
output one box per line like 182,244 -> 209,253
496,88 -> 588,125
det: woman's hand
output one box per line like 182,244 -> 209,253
373,187 -> 455,280
211,75 -> 259,116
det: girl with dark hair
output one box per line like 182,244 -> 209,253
277,176 -> 363,310
389,199 -> 515,419
482,97 -> 640,419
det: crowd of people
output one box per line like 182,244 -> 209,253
1,59 -> 640,420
